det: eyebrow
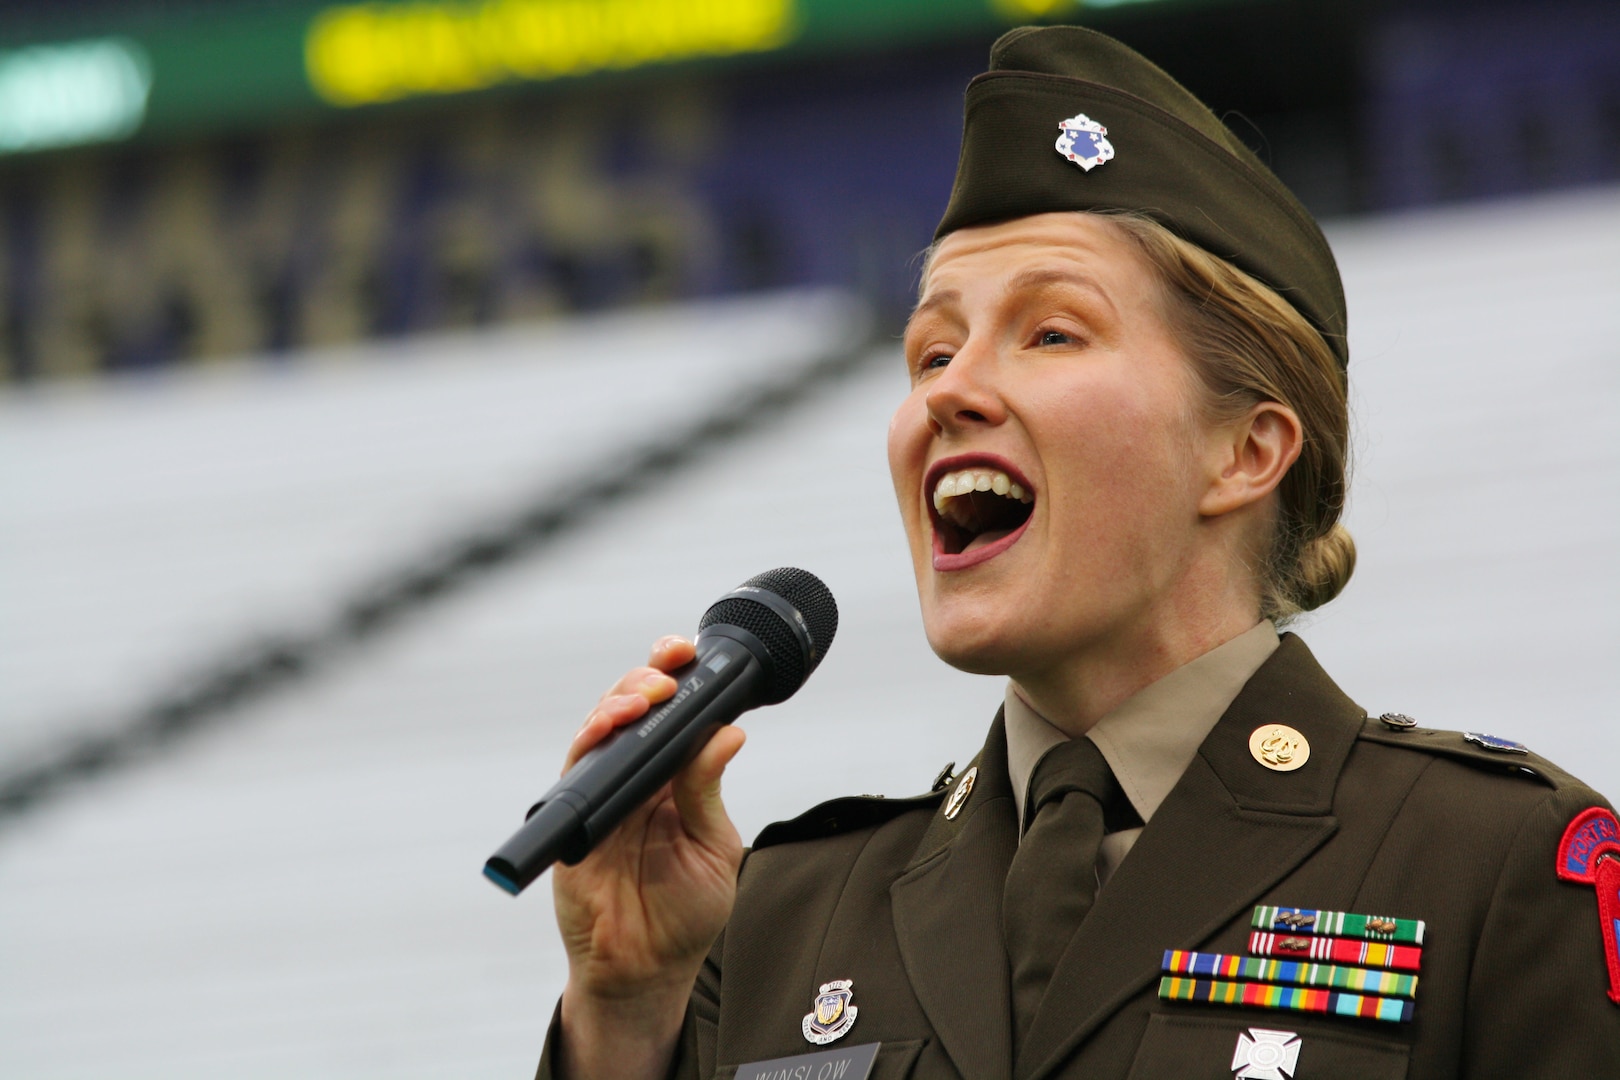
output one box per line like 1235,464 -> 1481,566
910,266 -> 1116,324
1004,266 -> 1116,313
910,287 -> 960,322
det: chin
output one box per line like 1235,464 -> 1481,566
920,606 -> 1028,677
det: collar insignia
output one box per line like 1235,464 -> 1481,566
802,979 -> 858,1045
943,766 -> 977,820
1055,113 -> 1114,172
1249,725 -> 1310,772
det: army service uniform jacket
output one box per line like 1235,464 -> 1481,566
539,635 -> 1620,1078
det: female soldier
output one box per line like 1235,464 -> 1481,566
537,26 -> 1620,1080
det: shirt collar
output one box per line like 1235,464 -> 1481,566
1003,620 -> 1280,826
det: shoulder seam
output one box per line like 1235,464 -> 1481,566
751,791 -> 944,851
1356,723 -> 1560,788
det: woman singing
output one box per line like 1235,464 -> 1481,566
536,25 -> 1620,1080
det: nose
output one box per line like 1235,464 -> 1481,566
924,340 -> 1006,436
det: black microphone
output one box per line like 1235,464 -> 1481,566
483,567 -> 838,896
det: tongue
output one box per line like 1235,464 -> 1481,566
962,528 -> 1014,553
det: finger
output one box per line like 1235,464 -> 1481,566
670,725 -> 746,847
648,635 -> 695,673
563,693 -> 650,771
599,664 -> 680,707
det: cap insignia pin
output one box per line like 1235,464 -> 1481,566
1055,113 -> 1114,172
1249,725 -> 1310,772
944,766 -> 977,820
1232,1027 -> 1302,1079
802,979 -> 858,1045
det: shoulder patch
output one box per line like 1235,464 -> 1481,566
752,790 -> 945,851
1555,807 -> 1620,1005
1356,716 -> 1565,788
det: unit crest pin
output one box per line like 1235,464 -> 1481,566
802,979 -> 858,1045
1054,113 -> 1114,172
1464,731 -> 1529,755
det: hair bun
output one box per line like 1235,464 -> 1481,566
1293,524 -> 1356,613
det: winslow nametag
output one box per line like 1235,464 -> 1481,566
734,1041 -> 880,1080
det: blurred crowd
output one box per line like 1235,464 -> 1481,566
0,48 -> 970,380
0,0 -> 1615,382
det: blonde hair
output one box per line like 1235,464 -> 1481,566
1103,212 -> 1354,622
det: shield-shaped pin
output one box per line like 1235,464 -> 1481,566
801,979 -> 858,1045
1055,113 -> 1115,172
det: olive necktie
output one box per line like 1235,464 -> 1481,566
1002,737 -> 1136,1052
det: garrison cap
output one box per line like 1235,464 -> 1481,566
936,25 -> 1349,368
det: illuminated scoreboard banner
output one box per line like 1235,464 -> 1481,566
306,0 -> 799,106
0,0 -> 1180,154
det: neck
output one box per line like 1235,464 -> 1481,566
1010,591 -> 1260,739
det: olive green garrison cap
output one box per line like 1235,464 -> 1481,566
936,25 -> 1348,368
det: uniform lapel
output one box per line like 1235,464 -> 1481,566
1015,635 -> 1364,1080
891,710 -> 1019,1080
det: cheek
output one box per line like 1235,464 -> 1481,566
1042,377 -> 1200,535
886,393 -> 928,510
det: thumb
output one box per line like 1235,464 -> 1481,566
671,725 -> 746,848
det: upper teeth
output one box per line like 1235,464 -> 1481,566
932,468 -> 1032,514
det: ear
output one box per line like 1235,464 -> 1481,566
1198,401 -> 1303,518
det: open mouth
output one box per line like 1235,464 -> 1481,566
928,462 -> 1036,566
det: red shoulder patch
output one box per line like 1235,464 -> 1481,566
1557,807 -> 1620,1005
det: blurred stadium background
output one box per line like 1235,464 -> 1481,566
0,0 -> 1616,1075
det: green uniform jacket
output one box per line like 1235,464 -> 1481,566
538,635 -> 1620,1078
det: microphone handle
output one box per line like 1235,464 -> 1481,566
484,626 -> 769,896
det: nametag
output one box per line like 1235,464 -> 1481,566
734,1041 -> 880,1080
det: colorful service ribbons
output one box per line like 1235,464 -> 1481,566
1252,905 -> 1425,945
1158,975 -> 1415,1023
1247,931 -> 1423,972
1158,907 -> 1426,1025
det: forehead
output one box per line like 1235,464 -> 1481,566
921,212 -> 1144,297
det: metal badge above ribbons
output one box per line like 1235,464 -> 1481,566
802,979 -> 859,1045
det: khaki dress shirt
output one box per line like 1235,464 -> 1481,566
1004,620 -> 1279,884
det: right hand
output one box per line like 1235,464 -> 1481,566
552,636 -> 747,1076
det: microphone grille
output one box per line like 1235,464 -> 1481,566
742,567 -> 839,657
698,568 -> 838,704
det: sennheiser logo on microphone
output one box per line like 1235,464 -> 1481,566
637,676 -> 705,738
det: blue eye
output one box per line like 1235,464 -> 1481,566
1039,330 -> 1072,347
924,353 -> 951,370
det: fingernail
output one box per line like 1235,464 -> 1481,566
642,671 -> 671,690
